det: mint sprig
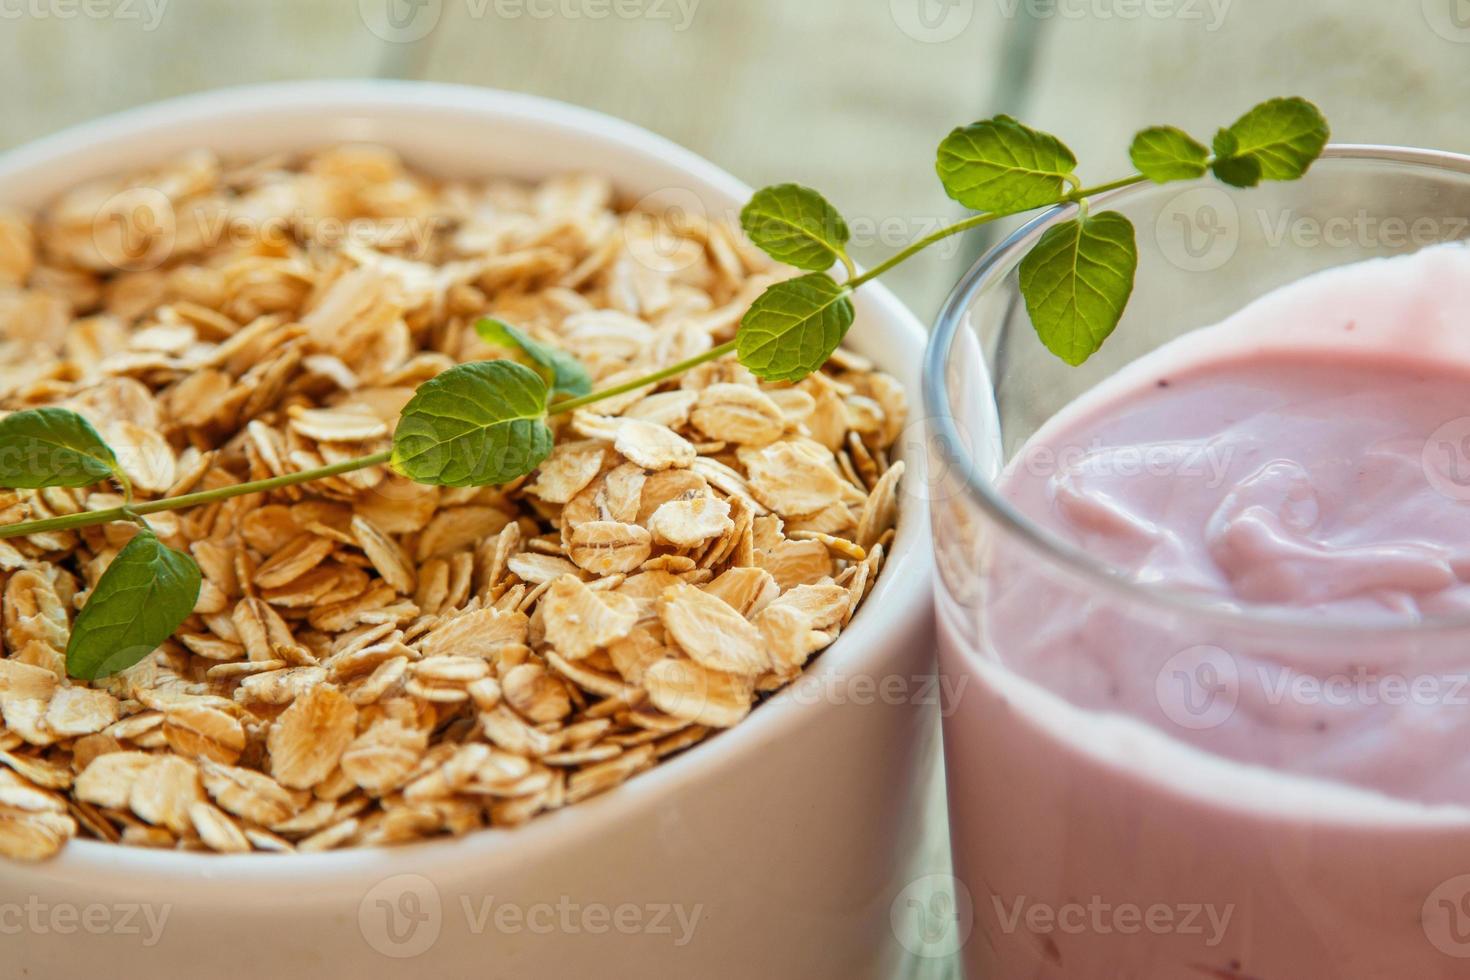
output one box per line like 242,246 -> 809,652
0,95 -> 1329,681
746,96 -> 1325,370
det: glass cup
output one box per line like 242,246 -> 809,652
923,147 -> 1470,979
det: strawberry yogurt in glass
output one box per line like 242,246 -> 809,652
924,150 -> 1470,979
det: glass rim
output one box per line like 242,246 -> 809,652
923,143 -> 1470,639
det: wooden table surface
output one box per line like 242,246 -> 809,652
3,2 -> 1466,975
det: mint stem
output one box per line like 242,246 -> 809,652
848,211 -> 1002,288
0,449 -> 393,540
547,339 -> 739,415
0,339 -> 750,541
1062,174 -> 1150,201
847,174 -> 1151,289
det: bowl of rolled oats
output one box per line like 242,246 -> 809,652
0,82 -> 938,978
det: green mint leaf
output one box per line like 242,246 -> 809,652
739,184 -> 851,272
1210,97 -> 1329,188
0,407 -> 120,489
67,529 -> 201,681
1210,151 -> 1263,188
391,360 -> 554,487
1129,126 -> 1210,183
1019,210 -> 1138,366
474,318 -> 593,400
936,115 -> 1078,212
1210,128 -> 1263,186
737,273 -> 855,383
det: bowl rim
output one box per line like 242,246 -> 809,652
923,143 -> 1470,640
2,79 -> 935,882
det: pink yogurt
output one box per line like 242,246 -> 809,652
938,244 -> 1470,978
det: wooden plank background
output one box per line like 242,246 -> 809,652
4,0 -> 1463,318
2,2 -> 1466,975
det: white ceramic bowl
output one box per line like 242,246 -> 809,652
0,82 -> 939,979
